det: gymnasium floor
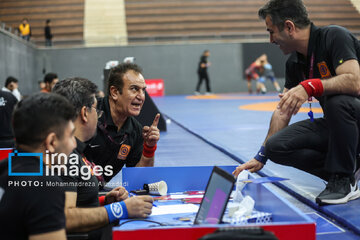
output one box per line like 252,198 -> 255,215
150,92 -> 360,240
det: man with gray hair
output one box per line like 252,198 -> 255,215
84,63 -> 160,182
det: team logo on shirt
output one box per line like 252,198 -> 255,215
118,144 -> 131,160
317,61 -> 332,79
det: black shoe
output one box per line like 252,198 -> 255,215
315,174 -> 360,205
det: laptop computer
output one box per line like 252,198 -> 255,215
194,166 -> 235,225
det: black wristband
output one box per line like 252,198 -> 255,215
254,146 -> 267,164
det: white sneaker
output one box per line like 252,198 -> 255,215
194,91 -> 200,95
316,175 -> 360,205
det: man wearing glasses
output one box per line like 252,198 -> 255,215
53,78 -> 153,239
84,63 -> 160,182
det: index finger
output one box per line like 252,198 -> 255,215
152,113 -> 160,127
139,195 -> 154,203
277,93 -> 290,113
232,165 -> 245,177
113,186 -> 124,191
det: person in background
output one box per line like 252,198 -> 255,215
195,50 -> 212,95
38,80 -> 46,91
0,90 -> 18,148
42,72 -> 59,93
44,19 -> 53,47
18,18 -> 31,41
245,55 -> 264,94
2,76 -> 21,101
96,90 -> 105,98
257,54 -> 282,93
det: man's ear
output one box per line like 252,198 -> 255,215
44,132 -> 57,154
284,20 -> 295,34
109,86 -> 119,101
80,106 -> 88,123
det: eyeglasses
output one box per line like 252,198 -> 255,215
91,106 -> 104,119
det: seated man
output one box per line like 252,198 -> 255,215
84,63 -> 160,182
2,76 -> 21,101
41,72 -> 58,93
0,93 -> 77,240
53,78 -> 153,239
0,90 -> 18,148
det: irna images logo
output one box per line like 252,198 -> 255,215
8,150 -> 43,176
7,150 -> 113,180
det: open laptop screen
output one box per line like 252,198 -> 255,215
194,166 -> 235,225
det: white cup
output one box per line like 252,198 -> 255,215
146,180 -> 168,196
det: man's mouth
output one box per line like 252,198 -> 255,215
131,102 -> 142,108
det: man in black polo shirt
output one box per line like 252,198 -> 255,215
53,77 -> 153,239
233,0 -> 360,205
85,63 -> 160,182
0,93 -> 77,240
0,90 -> 18,148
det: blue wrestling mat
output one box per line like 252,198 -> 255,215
152,93 -> 360,239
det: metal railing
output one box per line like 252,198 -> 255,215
0,21 -> 36,47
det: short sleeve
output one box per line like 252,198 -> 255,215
325,26 -> 359,70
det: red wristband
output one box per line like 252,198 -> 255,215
143,143 -> 157,158
299,78 -> 323,97
99,196 -> 106,206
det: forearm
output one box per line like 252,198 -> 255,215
322,73 -> 360,96
263,108 -> 291,145
65,207 -> 109,232
136,155 -> 154,167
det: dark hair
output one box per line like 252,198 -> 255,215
5,76 -> 18,87
52,77 -> 98,115
108,63 -> 142,95
44,73 -> 58,84
258,0 -> 310,31
13,93 -> 76,147
46,19 -> 51,24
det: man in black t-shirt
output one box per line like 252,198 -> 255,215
234,0 -> 360,205
53,77 -> 153,239
84,63 -> 160,182
0,93 -> 77,240
0,90 -> 17,148
195,50 -> 211,95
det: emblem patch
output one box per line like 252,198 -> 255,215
118,144 -> 131,160
317,61 -> 332,79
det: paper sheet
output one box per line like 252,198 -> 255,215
169,194 -> 203,199
151,204 -> 199,216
